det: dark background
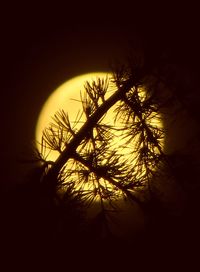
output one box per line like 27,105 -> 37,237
1,2 -> 200,269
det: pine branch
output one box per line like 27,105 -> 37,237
36,63 -> 168,216
43,77 -> 136,183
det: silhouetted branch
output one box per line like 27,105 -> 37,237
33,60 -> 173,240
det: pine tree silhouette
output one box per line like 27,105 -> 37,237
32,59 -> 175,243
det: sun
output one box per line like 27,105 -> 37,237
35,72 -> 164,202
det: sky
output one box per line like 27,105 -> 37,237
1,3 -> 199,189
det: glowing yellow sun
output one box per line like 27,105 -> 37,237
35,72 -> 163,201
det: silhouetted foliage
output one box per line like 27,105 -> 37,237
30,59 -> 179,243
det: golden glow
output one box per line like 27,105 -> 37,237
35,72 -> 163,200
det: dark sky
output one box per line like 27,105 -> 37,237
1,3 -> 199,189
